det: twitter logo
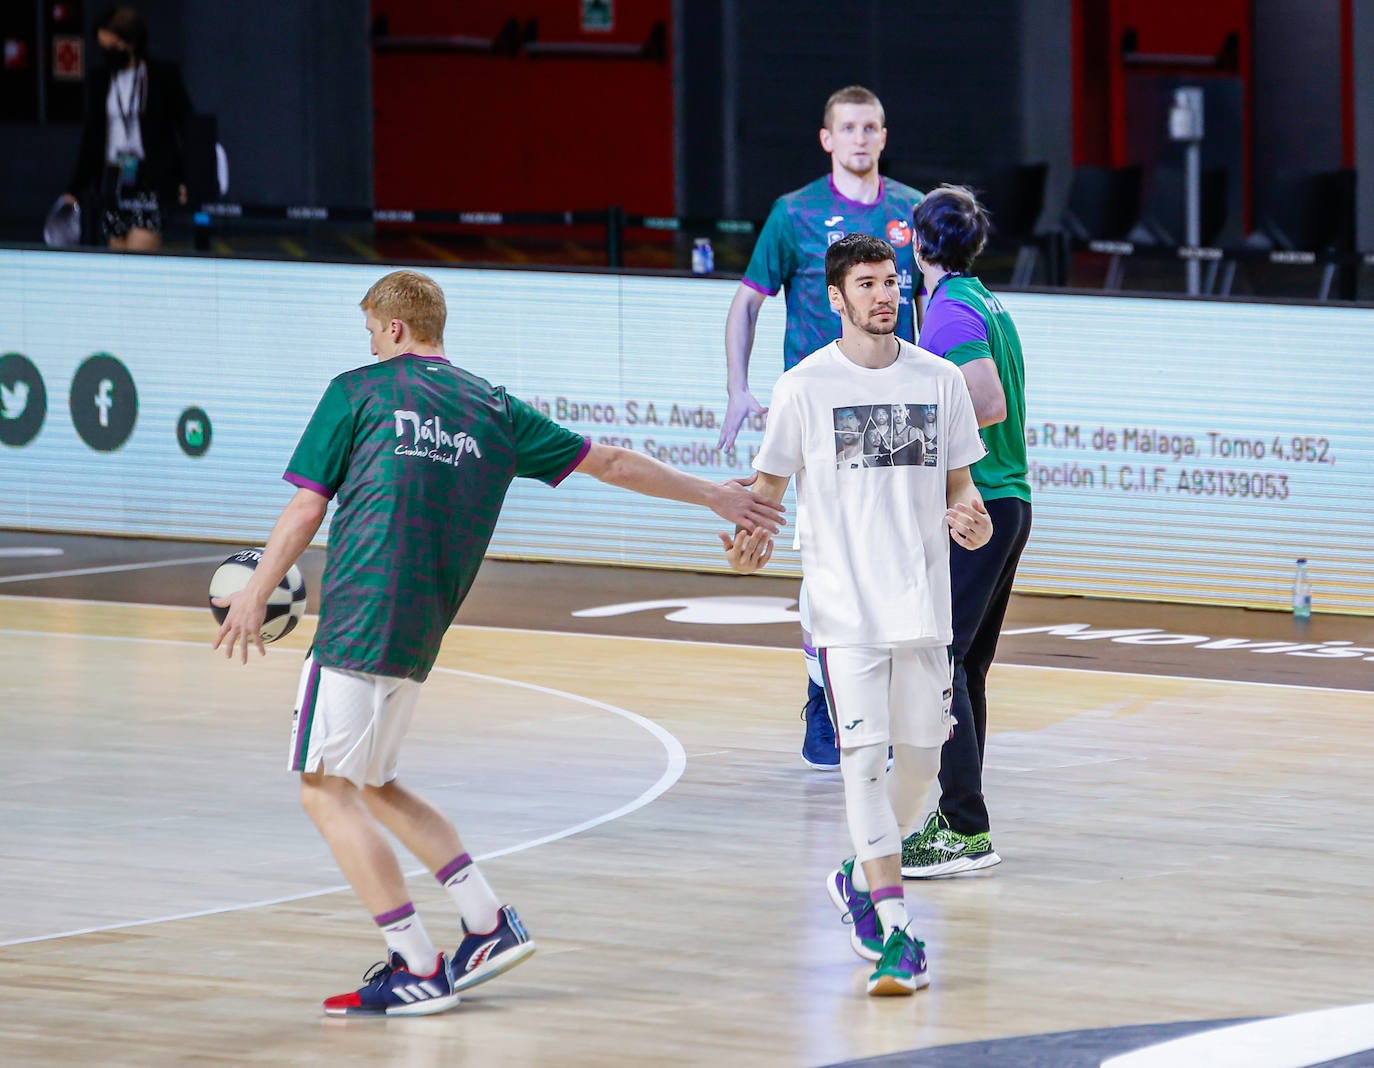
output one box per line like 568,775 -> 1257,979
0,352 -> 47,447
1,379 -> 28,420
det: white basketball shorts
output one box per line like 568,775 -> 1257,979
287,653 -> 422,788
818,642 -> 954,750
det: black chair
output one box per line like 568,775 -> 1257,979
1061,165 -> 1144,290
884,161 -> 1051,286
1132,165 -> 1232,294
979,162 -> 1049,286
1062,165 -> 1144,242
1132,165 -> 1227,246
1250,169 -> 1356,300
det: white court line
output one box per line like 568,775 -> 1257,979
1101,1001 -> 1374,1068
0,609 -> 1369,696
0,633 -> 686,948
0,548 -> 63,558
0,554 -> 226,584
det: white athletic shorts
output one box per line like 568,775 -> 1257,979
287,654 -> 422,788
819,642 -> 954,750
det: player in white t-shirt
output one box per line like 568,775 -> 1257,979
719,233 -> 991,996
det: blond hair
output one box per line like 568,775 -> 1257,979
823,85 -> 885,130
359,270 -> 447,344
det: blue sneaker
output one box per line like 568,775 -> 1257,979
322,951 -> 460,1016
825,857 -> 883,961
867,927 -> 930,996
451,904 -> 537,992
801,682 -> 839,770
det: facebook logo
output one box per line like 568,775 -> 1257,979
70,354 -> 137,451
95,378 -> 114,427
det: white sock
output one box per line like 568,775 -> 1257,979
851,860 -> 870,893
375,903 -> 440,975
871,886 -> 909,934
437,852 -> 501,934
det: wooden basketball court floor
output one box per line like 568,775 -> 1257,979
2,531 -> 1373,1067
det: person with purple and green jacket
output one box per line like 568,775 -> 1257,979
902,185 -> 1032,879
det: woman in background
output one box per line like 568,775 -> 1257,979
62,6 -> 191,251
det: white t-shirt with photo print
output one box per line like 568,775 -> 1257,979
753,339 -> 986,648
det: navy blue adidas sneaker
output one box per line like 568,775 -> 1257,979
322,951 -> 460,1016
451,905 -> 537,991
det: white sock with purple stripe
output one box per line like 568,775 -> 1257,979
437,853 -> 501,934
375,902 -> 440,975
871,885 -> 909,934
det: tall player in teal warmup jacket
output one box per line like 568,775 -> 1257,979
717,85 -> 924,770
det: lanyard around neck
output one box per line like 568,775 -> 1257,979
931,271 -> 965,298
113,65 -> 146,139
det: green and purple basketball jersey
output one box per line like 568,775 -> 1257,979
918,274 -> 1029,503
743,176 -> 924,370
285,354 -> 589,680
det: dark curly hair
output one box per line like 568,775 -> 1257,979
912,184 -> 990,273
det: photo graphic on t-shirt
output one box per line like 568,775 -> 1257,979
889,402 -> 938,467
834,403 -> 938,470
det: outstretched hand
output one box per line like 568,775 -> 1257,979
945,498 -> 992,550
211,590 -> 268,664
710,471 -> 785,535
718,527 -> 774,574
717,391 -> 767,452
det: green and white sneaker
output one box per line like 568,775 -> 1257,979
900,811 -> 1002,878
867,926 -> 929,996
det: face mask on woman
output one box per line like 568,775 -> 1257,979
101,44 -> 133,69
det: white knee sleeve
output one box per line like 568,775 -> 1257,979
841,742 -> 899,862
887,744 -> 940,837
798,581 -> 823,688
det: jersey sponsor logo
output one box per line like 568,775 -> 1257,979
886,219 -> 912,247
824,214 -> 845,227
393,409 -> 483,468
826,230 -> 845,246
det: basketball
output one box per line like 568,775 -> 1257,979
208,548 -> 307,643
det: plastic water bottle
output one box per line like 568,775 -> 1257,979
691,237 -> 714,275
1291,558 -> 1312,620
